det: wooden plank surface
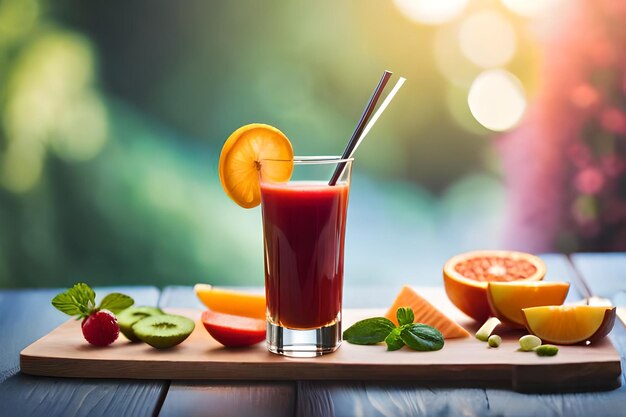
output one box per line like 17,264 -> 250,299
0,286 -> 167,417
295,254 -> 625,417
296,382 -> 489,417
5,253 -> 626,417
572,253 -> 626,358
158,381 -> 295,417
157,286 -> 295,417
484,254 -> 626,417
159,287 -> 487,417
571,253 -> 626,297
0,288 -> 67,383
21,301 -> 620,390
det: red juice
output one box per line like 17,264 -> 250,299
260,181 -> 350,330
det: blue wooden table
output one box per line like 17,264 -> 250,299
1,253 -> 625,417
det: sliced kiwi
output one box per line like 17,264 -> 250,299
132,314 -> 195,349
118,306 -> 165,342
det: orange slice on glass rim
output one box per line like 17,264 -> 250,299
218,123 -> 294,208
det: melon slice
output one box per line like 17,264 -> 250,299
384,285 -> 470,339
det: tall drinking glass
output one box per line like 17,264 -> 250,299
260,156 -> 352,357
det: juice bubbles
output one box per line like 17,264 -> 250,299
260,181 -> 349,330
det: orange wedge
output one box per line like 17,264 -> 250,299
487,281 -> 570,327
218,123 -> 294,208
523,305 -> 616,345
194,284 -> 266,320
385,285 -> 470,339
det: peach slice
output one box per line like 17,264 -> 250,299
522,305 -> 616,345
443,250 -> 546,322
487,282 -> 570,327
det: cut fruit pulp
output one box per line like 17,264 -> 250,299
487,281 -> 570,327
443,250 -> 546,322
522,305 -> 616,345
201,310 -> 266,347
194,284 -> 265,320
384,285 -> 469,339
218,124 -> 293,208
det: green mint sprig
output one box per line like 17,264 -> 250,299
343,306 -> 444,352
52,282 -> 134,319
342,317 -> 395,345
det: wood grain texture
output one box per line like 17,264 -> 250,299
483,254 -> 626,417
158,286 -> 295,417
0,286 -> 166,417
294,254 -> 623,417
158,381 -> 295,417
573,252 -> 626,359
0,289 -> 66,383
0,286 -> 160,382
20,293 -> 622,391
0,374 -> 164,417
571,253 -> 626,298
6,253 -> 624,417
296,382 -> 489,417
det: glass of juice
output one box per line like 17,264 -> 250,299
260,156 -> 352,357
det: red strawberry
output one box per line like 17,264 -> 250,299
81,310 -> 120,346
51,283 -> 134,347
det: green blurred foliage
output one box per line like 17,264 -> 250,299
0,0 -> 520,288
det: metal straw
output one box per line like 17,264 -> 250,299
329,71 -> 406,185
329,70 -> 393,186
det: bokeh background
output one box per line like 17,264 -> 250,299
1,0 -> 625,288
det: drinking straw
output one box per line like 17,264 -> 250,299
328,70 -> 393,186
349,76 -> 406,157
329,71 -> 406,185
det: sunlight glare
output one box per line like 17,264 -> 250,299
467,70 -> 527,132
459,10 -> 517,68
394,0 -> 469,25
500,0 -> 559,17
434,25 -> 481,88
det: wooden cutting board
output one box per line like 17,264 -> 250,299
20,292 -> 622,393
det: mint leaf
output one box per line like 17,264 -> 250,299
384,327 -> 404,351
51,283 -> 96,318
400,323 -> 444,352
396,307 -> 414,326
51,292 -> 84,316
343,317 -> 395,345
98,293 -> 134,314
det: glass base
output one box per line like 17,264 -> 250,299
266,320 -> 341,357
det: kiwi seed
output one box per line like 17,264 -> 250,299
118,306 -> 165,342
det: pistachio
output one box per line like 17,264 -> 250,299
488,335 -> 502,348
536,344 -> 559,356
519,334 -> 542,351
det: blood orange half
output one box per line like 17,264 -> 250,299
443,250 -> 546,322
